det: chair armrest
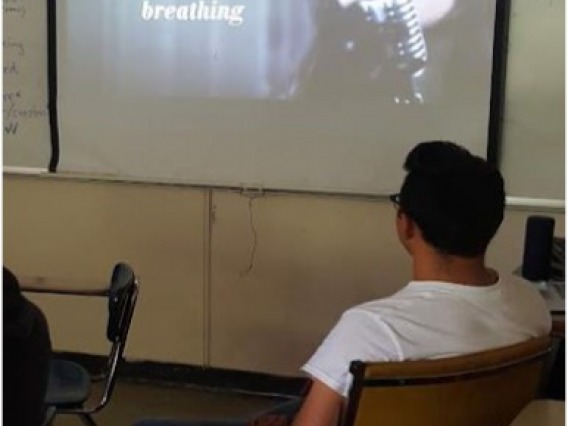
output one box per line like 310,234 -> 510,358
20,276 -> 108,297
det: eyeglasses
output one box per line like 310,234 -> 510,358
389,193 -> 401,207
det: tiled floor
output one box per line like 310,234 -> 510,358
52,380 -> 287,426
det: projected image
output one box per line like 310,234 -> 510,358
67,0 -> 492,104
58,0 -> 498,194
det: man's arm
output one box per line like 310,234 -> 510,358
291,379 -> 345,426
292,310 -> 399,425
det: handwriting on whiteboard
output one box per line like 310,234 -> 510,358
3,0 -> 48,138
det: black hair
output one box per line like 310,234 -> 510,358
399,141 -> 505,257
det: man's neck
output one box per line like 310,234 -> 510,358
412,251 -> 498,287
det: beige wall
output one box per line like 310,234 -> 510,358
4,177 -> 206,364
3,176 -> 565,376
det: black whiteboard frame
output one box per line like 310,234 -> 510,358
487,0 -> 512,167
47,0 -> 60,172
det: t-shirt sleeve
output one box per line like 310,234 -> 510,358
301,309 -> 401,397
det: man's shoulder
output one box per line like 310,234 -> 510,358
501,274 -> 550,303
348,283 -> 432,311
341,287 -> 419,323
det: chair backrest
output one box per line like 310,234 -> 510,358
107,262 -> 137,342
97,262 -> 139,411
343,336 -> 552,426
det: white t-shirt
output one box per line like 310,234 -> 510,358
302,275 -> 552,397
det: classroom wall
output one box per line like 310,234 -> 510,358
4,175 -> 565,376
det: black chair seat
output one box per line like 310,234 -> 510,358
46,359 -> 91,406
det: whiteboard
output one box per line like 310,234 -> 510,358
500,0 -> 565,201
3,0 -> 51,170
3,0 -> 565,202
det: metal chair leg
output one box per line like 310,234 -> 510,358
80,413 -> 98,426
41,406 -> 56,426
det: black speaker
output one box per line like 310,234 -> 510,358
521,216 -> 555,281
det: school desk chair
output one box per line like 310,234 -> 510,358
132,337 -> 551,426
44,262 -> 139,426
343,335 -> 552,426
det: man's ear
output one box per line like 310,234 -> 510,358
396,211 -> 419,255
398,211 -> 417,241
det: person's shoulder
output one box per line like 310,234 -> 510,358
355,283 -> 433,308
337,302 -> 387,329
501,274 -> 545,298
341,286 -> 418,322
499,274 -> 552,333
500,274 -> 551,316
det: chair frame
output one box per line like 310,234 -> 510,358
342,337 -> 552,426
46,263 -> 139,426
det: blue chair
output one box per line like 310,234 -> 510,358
45,263 -> 139,426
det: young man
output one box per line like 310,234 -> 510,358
291,141 -> 551,426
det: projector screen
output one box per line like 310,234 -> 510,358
57,0 -> 500,194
